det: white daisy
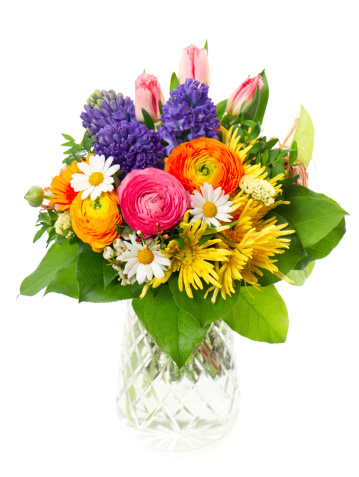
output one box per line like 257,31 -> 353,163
119,234 -> 171,285
189,182 -> 233,227
70,155 -> 120,201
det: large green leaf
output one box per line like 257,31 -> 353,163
20,241 -> 79,296
222,285 -> 288,343
76,243 -> 141,303
132,286 -> 209,368
287,261 -> 315,287
286,105 -> 314,166
258,211 -> 307,286
168,275 -> 241,327
254,69 -> 269,125
276,185 -> 347,249
45,260 -> 79,299
295,217 -> 346,270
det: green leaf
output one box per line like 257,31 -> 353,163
242,84 -> 260,121
216,99 -> 228,121
20,241 -> 79,296
45,260 -> 79,298
276,185 -> 348,248
291,105 -> 314,166
158,100 -> 163,116
254,69 -> 269,125
141,108 -> 155,130
204,39 -> 208,55
168,275 -> 241,327
62,133 -> 74,141
222,285 -> 288,343
287,261 -> 315,287
295,217 -> 346,269
170,72 -> 179,91
247,122 -> 261,142
132,286 -> 209,368
258,211 -> 307,286
33,225 -> 48,243
76,243 -> 140,302
103,262 -> 118,288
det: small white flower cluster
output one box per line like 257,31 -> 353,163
103,229 -> 136,286
55,211 -> 73,238
239,175 -> 276,206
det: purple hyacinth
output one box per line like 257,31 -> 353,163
94,121 -> 165,177
80,90 -> 136,137
157,78 -> 220,155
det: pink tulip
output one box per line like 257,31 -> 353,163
178,44 -> 210,85
226,74 -> 264,116
285,156 -> 309,187
135,73 -> 165,123
117,168 -> 189,236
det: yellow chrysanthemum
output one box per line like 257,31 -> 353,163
140,212 -> 231,299
204,193 -> 294,303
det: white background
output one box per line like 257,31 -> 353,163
1,1 -> 359,476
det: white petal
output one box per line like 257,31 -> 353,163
78,162 -> 92,175
145,264 -> 153,281
102,156 -> 114,173
127,261 -> 139,279
200,184 -> 209,202
190,208 -> 204,215
81,186 -> 94,200
213,187 -> 224,203
103,176 -> 114,185
216,196 -> 231,206
136,264 -> 147,284
90,187 -> 101,200
217,205 -> 233,213
103,164 -> 121,177
151,261 -> 165,279
209,217 -> 221,227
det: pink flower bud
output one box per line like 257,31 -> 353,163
226,74 -> 264,117
135,73 -> 165,123
178,44 -> 210,85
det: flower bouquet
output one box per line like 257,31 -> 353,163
21,42 -> 347,451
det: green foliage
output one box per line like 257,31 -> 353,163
45,260 -> 79,298
141,108 -> 155,130
242,84 -> 260,122
222,286 -> 289,343
168,275 -> 242,327
258,211 -> 307,286
61,131 -> 94,165
20,241 -> 79,296
254,69 -> 269,125
34,209 -> 59,246
277,185 -> 348,249
204,39 -> 208,54
216,99 -> 227,121
170,72 -> 179,92
76,243 -> 141,303
287,261 -> 315,287
133,286 -> 209,368
292,105 -> 314,166
295,217 -> 346,270
103,261 -> 119,288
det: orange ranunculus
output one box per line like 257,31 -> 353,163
164,138 -> 245,195
70,190 -> 122,252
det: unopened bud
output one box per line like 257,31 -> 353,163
163,234 -> 169,239
24,185 -> 44,207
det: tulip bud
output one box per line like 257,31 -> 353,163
178,44 -> 210,85
24,185 -> 44,207
135,73 -> 165,123
226,74 -> 264,117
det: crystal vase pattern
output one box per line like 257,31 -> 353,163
117,300 -> 240,452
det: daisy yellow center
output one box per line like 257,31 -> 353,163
89,172 -> 104,186
137,248 -> 154,265
203,202 -> 217,218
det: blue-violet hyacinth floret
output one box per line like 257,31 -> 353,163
80,89 -> 136,137
94,121 -> 165,177
157,78 -> 220,156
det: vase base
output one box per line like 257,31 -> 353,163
118,410 -> 240,453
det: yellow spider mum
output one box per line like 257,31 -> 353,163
140,212 -> 231,299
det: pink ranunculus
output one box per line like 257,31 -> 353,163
135,73 -> 165,123
226,74 -> 264,116
178,44 -> 210,85
117,168 -> 189,236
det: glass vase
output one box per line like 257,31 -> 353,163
116,300 -> 240,452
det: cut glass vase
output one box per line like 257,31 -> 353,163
117,300 -> 240,452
